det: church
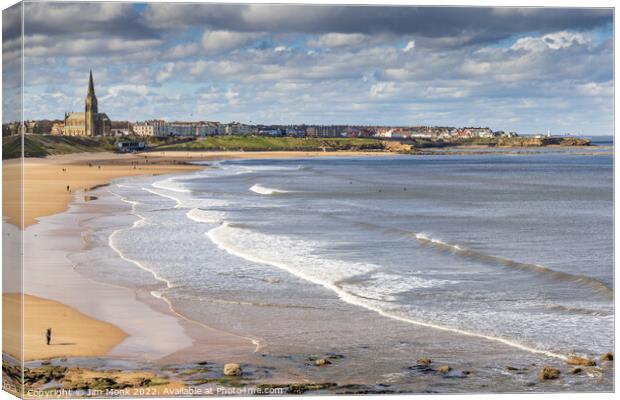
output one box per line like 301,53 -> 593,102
64,70 -> 111,136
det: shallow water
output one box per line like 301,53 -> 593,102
75,151 -> 613,392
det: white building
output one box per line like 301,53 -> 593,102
133,120 -> 221,137
224,123 -> 254,135
133,120 -> 167,137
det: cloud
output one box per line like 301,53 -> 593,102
403,40 -> 415,52
12,3 -> 613,135
165,43 -> 200,59
512,31 -> 590,52
101,84 -> 156,101
144,4 -> 611,47
201,30 -> 263,54
308,33 -> 367,48
577,81 -> 613,97
156,63 -> 175,83
462,60 -> 491,76
20,2 -> 159,41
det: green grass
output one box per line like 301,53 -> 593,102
2,134 -> 117,159
1,134 -> 590,160
154,136 -> 386,152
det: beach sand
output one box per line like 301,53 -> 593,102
3,150 -> 388,228
4,150 -> 381,364
3,294 -> 127,361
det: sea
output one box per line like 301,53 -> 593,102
73,140 -> 613,392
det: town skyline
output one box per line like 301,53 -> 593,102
2,3 -> 613,135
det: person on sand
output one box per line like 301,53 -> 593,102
66,185 -> 70,192
46,328 -> 51,345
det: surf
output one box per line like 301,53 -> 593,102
205,222 -> 568,360
249,184 -> 292,195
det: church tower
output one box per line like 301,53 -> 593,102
85,69 -> 98,136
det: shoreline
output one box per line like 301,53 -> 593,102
2,150 -> 613,394
3,150 -> 397,364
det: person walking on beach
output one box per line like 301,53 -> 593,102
45,328 -> 52,345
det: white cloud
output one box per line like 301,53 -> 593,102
166,43 -> 200,59
274,45 -> 288,52
102,84 -> 155,101
577,81 -> 612,97
403,40 -> 415,52
201,30 -> 262,54
512,31 -> 590,52
156,63 -> 175,83
308,33 -> 367,48
369,82 -> 397,98
462,60 -> 491,76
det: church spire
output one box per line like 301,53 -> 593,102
88,69 -> 95,96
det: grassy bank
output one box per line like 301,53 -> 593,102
2,134 -> 592,160
155,136 -> 386,152
2,134 -> 116,159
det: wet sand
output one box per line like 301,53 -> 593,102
3,150 -> 384,364
3,294 -> 126,361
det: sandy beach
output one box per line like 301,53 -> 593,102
3,294 -> 127,361
3,149 -> 612,395
3,150 -> 387,364
3,150 -> 389,228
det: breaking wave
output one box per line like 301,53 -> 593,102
250,184 -> 292,195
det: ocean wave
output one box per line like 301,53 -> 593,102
341,216 -> 613,300
152,178 -> 191,193
545,304 -> 613,317
413,232 -> 613,300
186,208 -> 224,225
338,272 -> 458,302
205,222 -> 567,360
107,192 -> 174,289
249,184 -> 292,195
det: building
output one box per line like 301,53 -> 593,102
133,120 -> 221,137
117,141 -> 146,152
64,70 -> 111,136
50,122 -> 65,135
224,122 -> 254,135
133,120 -> 167,136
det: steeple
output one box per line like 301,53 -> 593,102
85,69 -> 98,135
88,69 -> 95,96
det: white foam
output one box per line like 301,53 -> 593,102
107,192 -> 174,289
207,223 -> 377,287
186,208 -> 224,225
340,272 -> 457,302
207,223 -> 567,360
152,178 -> 191,193
416,232 -> 463,250
249,184 -> 292,195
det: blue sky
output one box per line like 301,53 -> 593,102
2,3 -> 614,134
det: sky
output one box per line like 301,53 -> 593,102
2,2 -> 614,134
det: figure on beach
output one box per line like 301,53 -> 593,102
45,328 -> 51,345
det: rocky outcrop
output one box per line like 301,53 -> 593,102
538,367 -> 561,380
223,363 -> 242,376
256,382 -> 337,395
566,356 -> 596,366
416,358 -> 432,366
437,365 -> 452,374
381,141 -> 413,153
601,352 -> 614,361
